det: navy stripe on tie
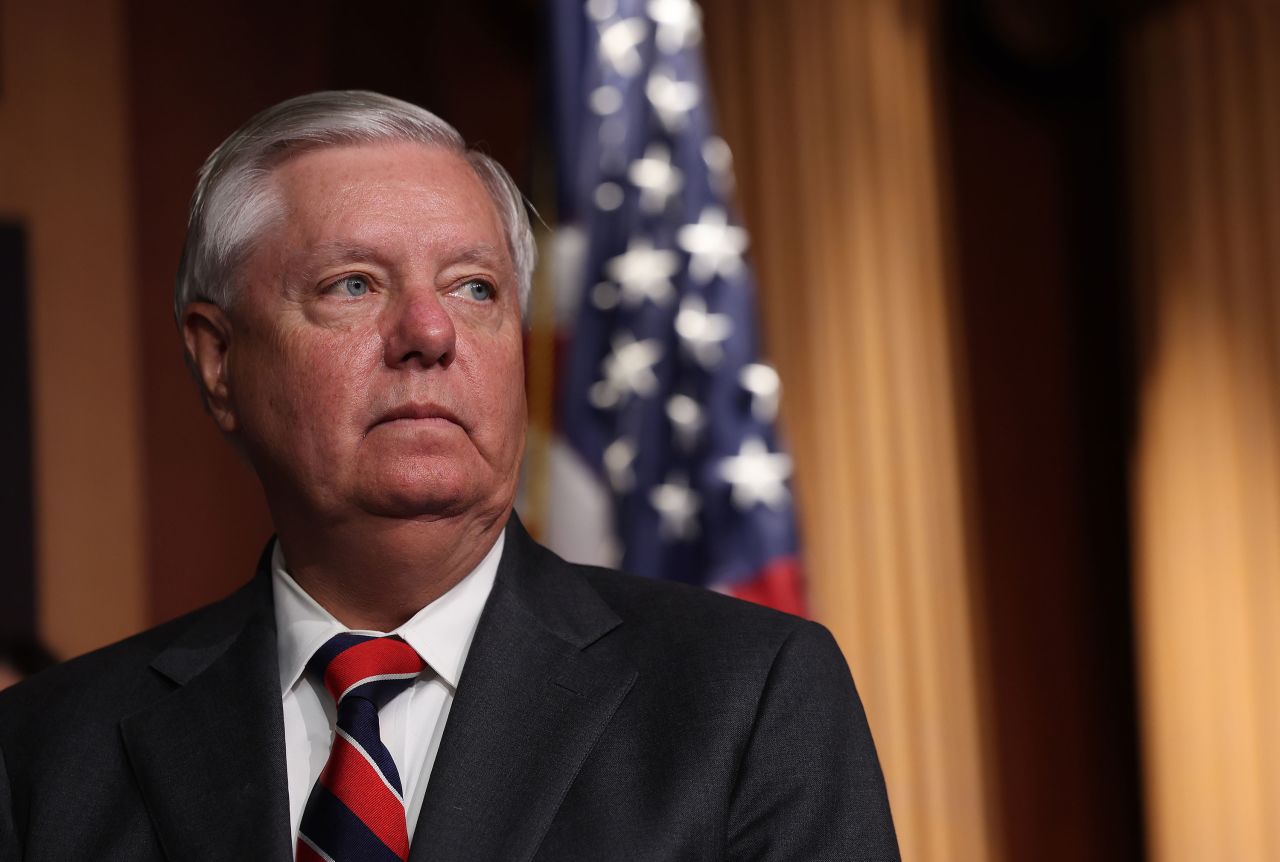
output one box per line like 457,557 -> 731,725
339,698 -> 404,795
299,784 -> 405,862
308,632 -> 375,677
345,676 -> 423,709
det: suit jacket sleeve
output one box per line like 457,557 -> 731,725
726,620 -> 900,861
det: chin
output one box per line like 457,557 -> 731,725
353,464 -> 488,520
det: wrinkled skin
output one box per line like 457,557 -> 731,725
183,141 -> 526,625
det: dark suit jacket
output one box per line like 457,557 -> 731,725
0,517 -> 899,861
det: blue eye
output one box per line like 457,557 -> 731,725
455,279 -> 494,302
334,275 -> 369,297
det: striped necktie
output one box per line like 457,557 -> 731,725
296,633 -> 426,862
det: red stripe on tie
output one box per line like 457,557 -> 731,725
296,839 -> 329,862
318,733 -> 411,859
324,638 -> 424,703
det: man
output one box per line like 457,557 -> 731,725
0,91 -> 898,861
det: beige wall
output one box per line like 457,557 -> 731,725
0,0 -> 145,657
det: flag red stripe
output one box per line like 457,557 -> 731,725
728,557 -> 806,617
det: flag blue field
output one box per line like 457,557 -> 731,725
545,0 -> 804,614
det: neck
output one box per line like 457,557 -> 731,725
274,507 -> 509,631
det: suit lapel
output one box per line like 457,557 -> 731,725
120,565 -> 292,862
411,517 -> 637,862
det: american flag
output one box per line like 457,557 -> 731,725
546,0 -> 804,614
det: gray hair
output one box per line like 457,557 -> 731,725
174,90 -> 536,323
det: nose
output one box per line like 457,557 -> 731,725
383,287 -> 456,369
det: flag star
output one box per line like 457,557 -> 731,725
594,181 -> 625,211
591,281 -> 621,310
702,136 -> 735,193
589,84 -> 624,116
718,437 -> 793,511
604,437 -> 638,493
649,472 -> 702,540
702,135 -> 733,174
645,68 -> 700,132
590,332 -> 665,409
598,17 -> 649,78
677,207 -> 749,283
586,0 -> 618,22
666,393 -> 706,450
606,238 -> 679,306
647,0 -> 703,53
627,143 -> 684,213
598,117 -> 629,171
739,363 -> 781,422
675,295 -> 733,368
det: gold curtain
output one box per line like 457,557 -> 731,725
703,2 -> 996,859
1129,2 -> 1280,860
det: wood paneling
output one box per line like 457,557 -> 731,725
127,0 -> 327,624
0,0 -> 146,657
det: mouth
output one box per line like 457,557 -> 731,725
372,402 -> 464,431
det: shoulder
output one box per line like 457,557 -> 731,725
1,609 -> 192,721
563,556 -> 852,702
0,606 -> 212,830
526,551 -> 899,858
505,521 -> 840,679
583,563 -> 828,652
0,580 -> 259,750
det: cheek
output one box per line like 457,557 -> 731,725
240,324 -> 383,440
462,330 -> 527,445
495,342 -> 529,459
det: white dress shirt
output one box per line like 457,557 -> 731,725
273,532 -> 502,846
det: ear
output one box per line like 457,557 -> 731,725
182,301 -> 238,433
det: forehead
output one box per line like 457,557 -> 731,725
266,141 -> 507,258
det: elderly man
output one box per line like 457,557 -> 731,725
0,92 -> 898,861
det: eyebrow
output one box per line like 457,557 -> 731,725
303,241 -> 385,265
442,244 -> 507,270
300,241 -> 507,270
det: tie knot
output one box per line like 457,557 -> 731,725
307,633 -> 425,707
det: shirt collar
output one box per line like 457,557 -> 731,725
272,530 -> 503,698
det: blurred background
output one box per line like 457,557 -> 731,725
2,0 -> 1278,859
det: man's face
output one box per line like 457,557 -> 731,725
201,142 -> 526,526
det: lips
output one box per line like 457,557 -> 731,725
372,402 -> 463,430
